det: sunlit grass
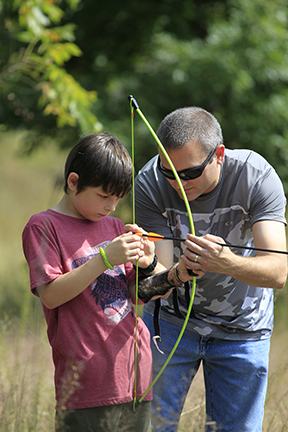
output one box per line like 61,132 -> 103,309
0,317 -> 55,432
0,132 -> 66,319
1,317 -> 287,432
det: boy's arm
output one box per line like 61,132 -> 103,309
128,238 -> 173,304
136,259 -> 198,304
37,252 -> 108,309
128,258 -> 166,304
37,232 -> 145,309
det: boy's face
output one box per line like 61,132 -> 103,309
68,180 -> 120,221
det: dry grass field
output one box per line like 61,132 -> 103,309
1,319 -> 287,432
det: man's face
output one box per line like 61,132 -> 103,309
158,140 -> 224,201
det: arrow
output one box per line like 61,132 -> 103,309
135,232 -> 288,255
135,232 -> 185,242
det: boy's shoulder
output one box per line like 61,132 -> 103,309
22,210 -> 58,241
25,210 -> 125,233
25,209 -> 52,228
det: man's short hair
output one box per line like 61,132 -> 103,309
157,107 -> 223,153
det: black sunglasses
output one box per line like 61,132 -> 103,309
157,146 -> 217,181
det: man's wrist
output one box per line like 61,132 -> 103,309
168,264 -> 184,287
175,264 -> 185,284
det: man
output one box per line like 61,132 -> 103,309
134,107 -> 287,432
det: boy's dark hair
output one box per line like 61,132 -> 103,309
64,133 -> 132,197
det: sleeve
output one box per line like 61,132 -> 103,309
22,221 -> 63,295
249,166 -> 287,226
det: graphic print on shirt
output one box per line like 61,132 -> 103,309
91,269 -> 134,325
162,206 -> 260,320
71,241 -> 134,326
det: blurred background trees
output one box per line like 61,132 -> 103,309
2,0 -> 288,190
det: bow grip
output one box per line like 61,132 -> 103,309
188,269 -> 197,277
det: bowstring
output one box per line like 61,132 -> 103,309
128,96 -> 197,403
130,99 -> 139,411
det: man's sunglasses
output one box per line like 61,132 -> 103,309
157,146 -> 217,181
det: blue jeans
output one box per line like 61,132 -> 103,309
143,312 -> 270,432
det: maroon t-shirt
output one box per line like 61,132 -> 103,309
22,210 -> 152,409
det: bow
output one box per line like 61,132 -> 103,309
129,97 -> 140,410
128,95 -> 197,403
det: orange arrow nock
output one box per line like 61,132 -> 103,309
135,232 -> 164,242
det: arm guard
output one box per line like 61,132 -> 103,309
138,265 -> 183,303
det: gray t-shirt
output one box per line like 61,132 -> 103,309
135,149 -> 287,340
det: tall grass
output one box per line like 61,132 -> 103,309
0,131 -> 287,431
0,317 -> 55,432
0,132 -> 63,430
1,313 -> 287,432
0,132 -> 64,318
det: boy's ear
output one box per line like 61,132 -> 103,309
67,172 -> 79,192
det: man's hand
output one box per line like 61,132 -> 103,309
181,233 -> 231,275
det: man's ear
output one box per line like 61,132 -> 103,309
216,145 -> 225,165
67,172 -> 79,192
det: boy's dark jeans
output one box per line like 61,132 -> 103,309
55,401 -> 151,432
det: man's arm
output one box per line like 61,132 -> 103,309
155,240 -> 174,268
182,220 -> 287,289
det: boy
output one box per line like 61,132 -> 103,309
22,133 -> 163,432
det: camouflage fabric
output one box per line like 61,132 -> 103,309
135,149 -> 286,340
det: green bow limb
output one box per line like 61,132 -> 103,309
128,95 -> 197,403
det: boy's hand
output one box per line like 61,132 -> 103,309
124,223 -> 155,268
104,232 -> 145,266
124,223 -> 143,235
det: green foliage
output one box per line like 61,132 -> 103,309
0,0 -> 101,148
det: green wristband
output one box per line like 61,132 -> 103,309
99,247 -> 114,270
